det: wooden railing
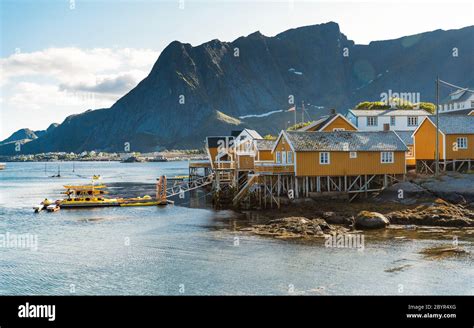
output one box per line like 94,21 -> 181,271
254,161 -> 294,173
215,160 -> 235,169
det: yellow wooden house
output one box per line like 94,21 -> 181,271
412,115 -> 474,171
272,130 -> 407,177
394,131 -> 416,166
299,113 -> 358,132
205,136 -> 236,170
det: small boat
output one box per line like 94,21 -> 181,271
46,204 -> 60,212
168,175 -> 189,181
33,198 -> 54,213
33,205 -> 44,213
0,163 -> 6,170
34,176 -> 169,212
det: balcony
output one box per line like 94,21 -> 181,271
215,160 -> 235,170
254,161 -> 294,174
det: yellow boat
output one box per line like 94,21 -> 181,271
35,176 -> 169,212
59,183 -> 116,207
118,195 -> 167,207
60,197 -> 120,208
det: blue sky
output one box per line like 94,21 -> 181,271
1,0 -> 473,139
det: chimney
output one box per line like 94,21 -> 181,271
383,123 -> 390,131
330,108 -> 336,115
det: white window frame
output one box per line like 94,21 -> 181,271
367,117 -> 377,127
457,137 -> 468,149
407,116 -> 418,127
287,151 -> 293,164
349,151 -> 357,159
390,116 -> 396,126
282,151 -> 287,164
276,151 -> 281,164
381,151 -> 394,164
319,152 -> 330,165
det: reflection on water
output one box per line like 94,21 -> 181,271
0,162 -> 472,295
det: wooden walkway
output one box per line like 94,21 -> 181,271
166,173 -> 214,198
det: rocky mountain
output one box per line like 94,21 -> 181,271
2,22 -> 473,155
0,123 -> 59,146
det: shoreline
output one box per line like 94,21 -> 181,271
228,175 -> 474,248
0,151 -> 206,163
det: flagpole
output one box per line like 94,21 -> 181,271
301,101 -> 304,124
294,104 -> 296,127
435,76 -> 440,176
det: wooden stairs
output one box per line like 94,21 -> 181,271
232,174 -> 259,206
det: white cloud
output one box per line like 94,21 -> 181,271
8,82 -> 111,110
0,47 -> 159,138
1,47 -> 157,85
58,69 -> 148,95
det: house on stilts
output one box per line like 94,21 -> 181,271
412,115 -> 474,173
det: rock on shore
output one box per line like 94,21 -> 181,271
355,211 -> 390,229
386,199 -> 474,227
240,217 -> 349,239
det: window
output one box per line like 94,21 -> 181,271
407,146 -> 414,157
471,100 -> 474,108
282,151 -> 287,164
276,151 -> 281,164
457,137 -> 468,149
390,116 -> 396,126
350,151 -> 357,159
287,151 -> 293,164
333,128 -> 345,131
407,116 -> 418,127
381,152 -> 394,163
319,152 -> 330,165
367,117 -> 377,126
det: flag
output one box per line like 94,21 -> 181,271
287,106 -> 296,112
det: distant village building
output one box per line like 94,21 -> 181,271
347,109 -> 431,131
439,89 -> 474,115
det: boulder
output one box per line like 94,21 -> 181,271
355,211 -> 390,229
321,211 -> 346,224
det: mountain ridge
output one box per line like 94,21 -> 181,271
2,22 -> 473,155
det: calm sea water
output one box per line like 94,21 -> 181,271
0,161 -> 472,295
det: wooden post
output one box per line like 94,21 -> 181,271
306,177 -> 309,197
295,177 -> 299,198
365,174 -> 368,198
277,175 -> 281,196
